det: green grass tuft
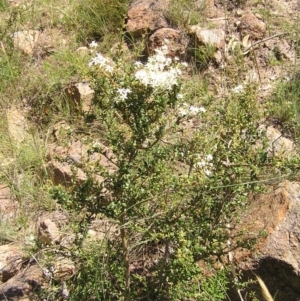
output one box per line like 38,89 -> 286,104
268,72 -> 300,142
68,0 -> 130,48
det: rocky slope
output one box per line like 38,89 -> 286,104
0,0 -> 300,300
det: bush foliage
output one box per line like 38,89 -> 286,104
48,45 -> 283,300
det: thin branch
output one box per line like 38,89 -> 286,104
243,32 -> 289,54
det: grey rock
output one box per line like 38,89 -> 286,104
189,26 -> 225,49
13,30 -> 40,55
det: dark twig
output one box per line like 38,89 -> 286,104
243,32 -> 289,54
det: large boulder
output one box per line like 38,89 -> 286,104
0,265 -> 43,300
230,181 -> 300,301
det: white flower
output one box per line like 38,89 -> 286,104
189,105 -> 206,115
195,160 -> 206,168
134,45 -> 185,90
104,65 -> 114,73
204,169 -> 212,176
231,84 -> 244,94
177,103 -> 206,117
116,88 -> 132,101
88,53 -> 106,66
189,105 -> 200,115
194,154 -> 214,176
206,154 -> 213,161
177,93 -> 183,99
88,52 -> 113,73
89,40 -> 98,48
178,107 -> 187,116
135,61 -> 143,68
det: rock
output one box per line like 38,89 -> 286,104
13,30 -> 40,55
6,107 -> 30,144
52,121 -> 71,141
75,83 -> 95,113
53,258 -> 75,281
207,17 -> 226,29
75,168 -> 87,183
31,28 -> 61,58
266,126 -> 296,159
48,138 -> 117,186
205,0 -> 223,18
126,0 -> 169,37
239,11 -> 266,39
49,140 -> 88,185
38,219 -> 61,245
64,82 -> 95,114
86,219 -> 119,242
50,159 -> 87,185
0,184 -> 18,221
213,50 -> 223,64
235,9 -> 244,17
66,140 -> 87,164
51,161 -> 76,185
76,46 -> 89,56
264,39 -> 294,62
146,28 -> 188,59
0,265 -> 43,300
8,0 -> 24,6
189,26 -> 225,49
230,181 -> 300,301
0,244 -> 24,282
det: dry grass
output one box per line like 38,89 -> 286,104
255,274 -> 274,301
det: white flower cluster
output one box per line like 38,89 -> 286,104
88,53 -> 113,73
134,45 -> 186,90
178,103 -> 206,117
116,88 -> 132,102
89,40 -> 98,48
195,154 -> 213,176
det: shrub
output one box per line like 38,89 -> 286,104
48,43 -> 284,301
